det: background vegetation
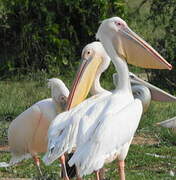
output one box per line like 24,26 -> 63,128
0,0 -> 176,179
0,0 -> 175,89
0,0 -> 126,79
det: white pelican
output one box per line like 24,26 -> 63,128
67,17 -> 172,178
127,72 -> 176,113
129,72 -> 176,103
43,17 -> 172,180
0,78 -> 69,175
62,41 -> 111,180
43,41 -> 111,164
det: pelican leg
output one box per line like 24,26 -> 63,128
76,167 -> 83,180
95,170 -> 100,180
118,160 -> 125,180
33,156 -> 43,176
60,155 -> 69,180
99,168 -> 106,180
95,169 -> 106,180
76,175 -> 83,180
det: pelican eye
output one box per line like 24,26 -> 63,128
50,146 -> 55,154
130,75 -> 135,79
60,95 -> 66,102
137,91 -> 141,96
115,21 -> 122,26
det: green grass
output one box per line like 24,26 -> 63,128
0,78 -> 176,179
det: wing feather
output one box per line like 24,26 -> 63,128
69,99 -> 142,176
43,92 -> 109,165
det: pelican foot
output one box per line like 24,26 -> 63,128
60,155 -> 70,180
33,156 -> 43,177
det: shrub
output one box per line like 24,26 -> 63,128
0,0 -> 126,79
148,0 -> 176,91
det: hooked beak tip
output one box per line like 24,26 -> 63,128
155,122 -> 160,126
168,64 -> 172,70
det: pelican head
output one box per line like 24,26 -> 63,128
67,41 -> 110,109
48,78 -> 69,98
81,42 -> 110,77
48,78 -> 69,109
132,85 -> 151,113
96,17 -> 172,70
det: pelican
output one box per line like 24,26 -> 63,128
68,17 -> 172,178
43,41 -> 112,164
127,72 -> 176,112
43,17 -> 172,180
0,78 -> 69,175
129,72 -> 176,103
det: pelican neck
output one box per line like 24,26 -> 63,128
101,37 -> 131,93
112,55 -> 131,93
90,73 -> 108,95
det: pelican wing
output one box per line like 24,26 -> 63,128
157,117 -> 176,128
69,99 -> 142,177
43,92 -> 109,165
76,93 -> 112,147
43,107 -> 82,165
76,91 -> 131,148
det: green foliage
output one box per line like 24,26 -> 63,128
147,0 -> 176,90
0,0 -> 126,79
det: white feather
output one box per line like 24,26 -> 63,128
69,99 -> 142,176
43,91 -> 110,165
